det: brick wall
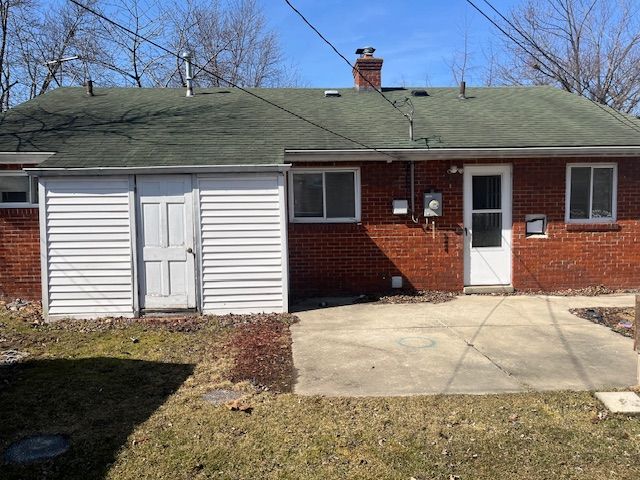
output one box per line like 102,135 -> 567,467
288,158 -> 640,297
511,157 -> 640,290
0,164 -> 41,301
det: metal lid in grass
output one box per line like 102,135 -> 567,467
3,434 -> 70,464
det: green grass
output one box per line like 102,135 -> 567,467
1,311 -> 639,480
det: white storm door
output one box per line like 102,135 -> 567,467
463,165 -> 512,286
137,175 -> 196,309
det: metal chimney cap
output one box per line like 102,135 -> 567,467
355,46 -> 376,56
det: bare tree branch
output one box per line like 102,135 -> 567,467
490,0 -> 640,113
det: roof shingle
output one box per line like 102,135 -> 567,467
0,85 -> 639,168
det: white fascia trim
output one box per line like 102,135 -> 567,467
24,164 -> 292,176
0,152 -> 55,164
285,146 -> 640,162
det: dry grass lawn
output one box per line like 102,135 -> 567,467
1,309 -> 639,480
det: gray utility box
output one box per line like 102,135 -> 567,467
423,192 -> 443,217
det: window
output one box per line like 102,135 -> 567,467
289,169 -> 360,222
0,172 -> 38,207
566,164 -> 617,223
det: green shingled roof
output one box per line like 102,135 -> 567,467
1,85 -> 639,168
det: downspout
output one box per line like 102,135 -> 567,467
410,160 -> 419,224
407,111 -> 419,224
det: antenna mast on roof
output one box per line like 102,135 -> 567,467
43,55 -> 79,89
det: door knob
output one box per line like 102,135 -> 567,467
186,247 -> 194,254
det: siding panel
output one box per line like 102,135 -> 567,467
44,177 -> 134,317
199,175 -> 286,315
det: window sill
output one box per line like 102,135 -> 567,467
0,204 -> 38,209
565,223 -> 621,232
290,219 -> 360,224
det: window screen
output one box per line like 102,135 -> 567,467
472,175 -> 501,210
568,166 -> 615,221
472,212 -> 502,247
325,172 -> 355,218
592,168 -> 613,218
291,170 -> 358,221
0,175 -> 30,204
293,173 -> 323,217
569,167 -> 590,219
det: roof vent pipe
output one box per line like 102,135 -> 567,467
181,50 -> 194,97
458,81 -> 466,99
84,79 -> 94,96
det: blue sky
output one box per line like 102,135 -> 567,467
266,0 -> 517,87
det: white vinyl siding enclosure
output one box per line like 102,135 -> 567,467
40,177 -> 135,318
198,175 -> 288,315
39,172 -> 288,319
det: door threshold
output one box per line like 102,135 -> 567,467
141,308 -> 198,317
463,285 -> 514,295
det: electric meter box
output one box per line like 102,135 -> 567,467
423,192 -> 443,217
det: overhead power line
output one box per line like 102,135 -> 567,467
282,0 -> 411,119
68,0 -> 402,161
466,0 -> 640,135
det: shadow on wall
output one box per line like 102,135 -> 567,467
0,357 -> 194,480
288,161 -> 465,298
288,221 -> 466,297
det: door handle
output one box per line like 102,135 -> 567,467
186,247 -> 194,254
464,227 -> 469,236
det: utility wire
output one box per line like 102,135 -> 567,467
68,0 -> 401,161
466,0 -> 640,135
282,0 -> 411,119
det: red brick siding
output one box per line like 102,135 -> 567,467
288,158 -> 640,297
0,165 -> 41,300
0,208 -> 40,300
512,158 -> 640,290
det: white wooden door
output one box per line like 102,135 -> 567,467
137,175 -> 196,309
463,165 -> 512,286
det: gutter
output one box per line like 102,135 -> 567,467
285,146 -> 640,162
24,164 -> 292,176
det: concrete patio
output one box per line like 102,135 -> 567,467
291,294 -> 638,396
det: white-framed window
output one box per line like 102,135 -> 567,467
0,171 -> 39,207
288,168 -> 361,223
565,163 -> 617,223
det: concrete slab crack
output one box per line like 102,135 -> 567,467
434,318 -> 534,392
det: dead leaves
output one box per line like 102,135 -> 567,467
226,318 -> 296,393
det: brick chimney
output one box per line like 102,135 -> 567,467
353,47 -> 383,91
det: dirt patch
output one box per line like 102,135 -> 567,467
226,315 -> 298,393
475,285 -> 639,297
38,315 -> 210,334
26,311 -> 300,335
519,285 -> 639,297
570,307 -> 636,338
354,291 -> 457,304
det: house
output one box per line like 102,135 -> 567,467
1,48 -> 640,320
